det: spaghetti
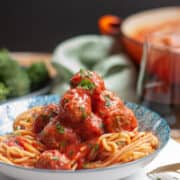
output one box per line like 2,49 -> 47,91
0,130 -> 45,167
13,106 -> 43,131
86,131 -> 158,169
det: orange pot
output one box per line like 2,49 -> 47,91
98,7 -> 180,65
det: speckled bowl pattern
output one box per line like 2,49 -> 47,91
0,95 -> 170,180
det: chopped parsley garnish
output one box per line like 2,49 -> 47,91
51,156 -> 59,161
15,126 -> 21,130
60,141 -> 67,148
56,123 -> 65,134
64,98 -> 69,104
80,106 -> 87,119
93,144 -> 99,152
104,95 -> 111,107
78,79 -> 95,91
68,150 -> 74,157
91,144 -> 99,155
88,144 -> 99,159
99,123 -> 104,129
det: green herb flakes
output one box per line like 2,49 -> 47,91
15,126 -> 21,131
93,144 -> 99,151
59,141 -> 67,148
51,156 -> 59,161
78,79 -> 95,91
80,106 -> 87,119
56,123 -> 65,134
91,144 -> 99,154
64,98 -> 69,103
68,150 -> 74,157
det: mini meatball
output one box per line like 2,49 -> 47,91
70,69 -> 105,96
39,118 -> 80,150
35,150 -> 71,170
104,106 -> 138,132
76,113 -> 104,141
93,90 -> 124,119
59,88 -> 91,124
33,104 -> 59,133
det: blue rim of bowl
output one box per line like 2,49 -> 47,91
0,95 -> 170,174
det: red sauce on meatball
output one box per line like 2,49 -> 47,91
104,106 -> 138,132
35,150 -> 71,170
39,118 -> 80,150
70,69 -> 105,96
76,113 -> 104,141
33,104 -> 59,133
93,90 -> 124,119
59,88 -> 92,125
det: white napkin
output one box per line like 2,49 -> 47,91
0,139 -> 179,180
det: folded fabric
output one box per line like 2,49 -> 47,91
94,54 -> 137,102
52,35 -> 137,102
52,35 -> 113,78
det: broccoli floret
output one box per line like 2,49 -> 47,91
27,62 -> 50,91
0,49 -> 19,79
4,69 -> 30,97
0,50 -> 30,97
0,82 -> 10,101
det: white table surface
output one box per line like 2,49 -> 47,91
0,139 -> 180,180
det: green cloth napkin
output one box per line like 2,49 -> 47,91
52,35 -> 137,102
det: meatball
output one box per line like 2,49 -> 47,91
33,104 -> 59,133
93,90 -> 124,119
104,106 -> 138,132
39,118 -> 80,150
70,69 -> 105,96
76,113 -> 104,141
35,150 -> 71,170
59,88 -> 91,125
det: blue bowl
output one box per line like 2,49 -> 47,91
0,95 -> 170,180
